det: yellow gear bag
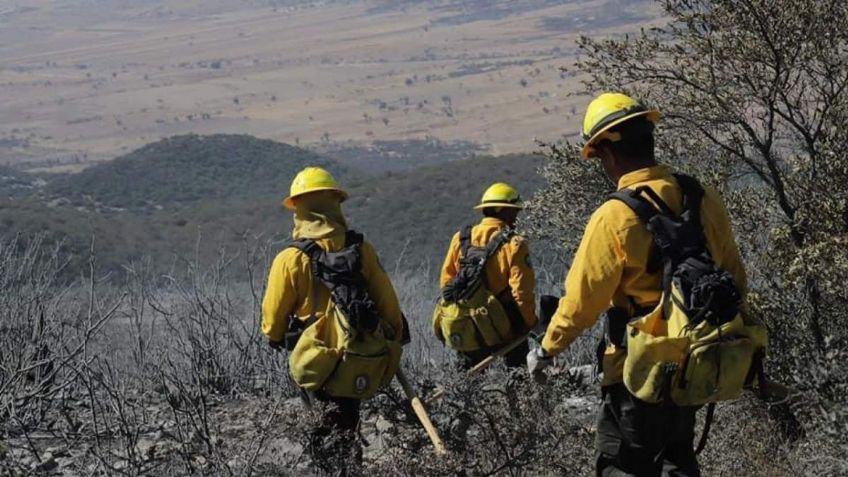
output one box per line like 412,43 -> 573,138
432,283 -> 514,352
623,284 -> 768,406
289,304 -> 402,400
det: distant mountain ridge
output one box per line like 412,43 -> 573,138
1,134 -> 547,277
46,134 -> 341,210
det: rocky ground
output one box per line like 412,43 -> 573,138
1,365 -> 600,476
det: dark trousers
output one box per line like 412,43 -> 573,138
458,339 -> 529,370
596,383 -> 700,477
308,392 -> 362,476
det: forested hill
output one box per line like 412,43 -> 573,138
45,134 -> 341,211
1,135 -> 547,277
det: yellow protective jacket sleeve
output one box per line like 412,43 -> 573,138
261,233 -> 404,343
541,166 -> 748,382
439,217 -> 538,328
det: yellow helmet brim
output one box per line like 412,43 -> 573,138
473,201 -> 525,210
283,187 -> 349,210
581,110 -> 660,159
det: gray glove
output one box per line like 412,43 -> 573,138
526,346 -> 552,376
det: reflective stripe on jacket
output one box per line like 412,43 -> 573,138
440,217 -> 538,329
541,165 -> 748,385
261,231 -> 404,343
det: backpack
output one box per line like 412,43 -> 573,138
609,174 -> 768,407
432,226 -> 522,352
286,231 -> 402,400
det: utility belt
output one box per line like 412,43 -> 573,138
285,313 -> 412,351
595,303 -> 655,372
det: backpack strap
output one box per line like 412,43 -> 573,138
287,239 -> 324,327
609,175 -> 711,322
458,225 -> 512,262
342,229 -> 365,276
344,229 -> 365,249
608,186 -> 664,226
674,173 -> 705,228
608,186 -> 678,321
459,225 -> 474,259
609,185 -> 674,285
288,238 -> 323,264
614,175 -> 707,231
485,228 -> 514,260
695,402 -> 716,454
482,229 -> 514,289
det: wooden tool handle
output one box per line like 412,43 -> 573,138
396,369 -> 447,455
424,388 -> 445,405
466,334 -> 528,376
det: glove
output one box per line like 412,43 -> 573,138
526,346 -> 552,376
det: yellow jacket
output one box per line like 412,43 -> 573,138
440,217 -> 538,329
541,165 -> 747,385
261,231 -> 404,343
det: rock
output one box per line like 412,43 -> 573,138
375,416 -> 393,433
568,364 -> 595,382
136,439 -> 156,459
55,457 -> 74,469
13,449 -> 36,468
562,396 -> 594,409
46,445 -> 69,458
265,437 -> 303,458
156,419 -> 174,431
284,397 -> 302,409
34,457 -> 58,472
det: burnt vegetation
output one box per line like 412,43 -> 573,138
1,0 -> 848,475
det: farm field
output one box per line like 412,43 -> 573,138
0,0 -> 658,171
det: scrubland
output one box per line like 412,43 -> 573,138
0,234 -> 842,476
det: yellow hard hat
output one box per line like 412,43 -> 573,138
283,166 -> 348,210
581,92 -> 660,159
474,182 -> 524,210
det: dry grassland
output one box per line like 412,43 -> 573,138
0,0 -> 658,171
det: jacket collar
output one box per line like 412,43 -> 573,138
480,217 -> 507,228
617,165 -> 672,190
